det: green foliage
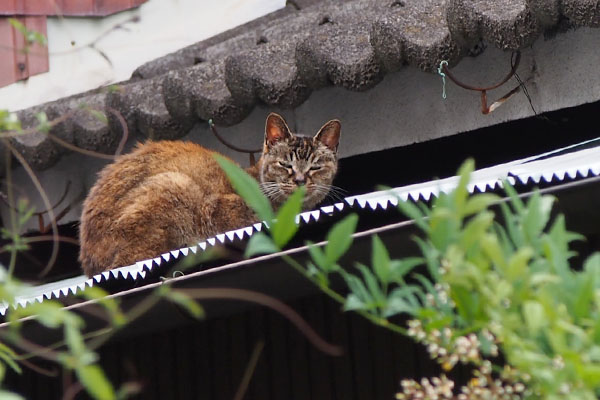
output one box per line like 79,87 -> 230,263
158,286 -> 204,319
34,112 -> 51,134
76,365 -> 115,400
270,186 -> 305,248
1,198 -> 34,254
394,161 -> 600,398
214,155 -> 274,222
8,19 -> 48,47
0,140 -> 199,400
217,155 -> 310,256
0,110 -> 21,132
245,233 -> 279,258
214,154 -> 600,398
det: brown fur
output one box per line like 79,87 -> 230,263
79,113 -> 341,276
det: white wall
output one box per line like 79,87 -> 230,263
0,0 -> 285,111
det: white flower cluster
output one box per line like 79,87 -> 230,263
396,362 -> 529,400
456,362 -> 527,400
407,320 -> 498,370
424,283 -> 455,308
396,375 -> 454,400
402,320 -> 529,399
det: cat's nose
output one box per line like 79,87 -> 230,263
294,174 -> 306,186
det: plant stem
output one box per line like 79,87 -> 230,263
281,254 -> 407,336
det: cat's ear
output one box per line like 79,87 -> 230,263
265,113 -> 292,147
314,119 -> 341,152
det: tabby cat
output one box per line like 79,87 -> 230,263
79,113 -> 341,276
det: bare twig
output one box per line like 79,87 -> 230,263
0,15 -> 140,62
0,181 -> 70,217
233,340 -> 265,400
18,358 -> 59,377
3,140 -> 59,277
178,288 -> 343,356
0,111 -> 76,139
21,235 -> 79,246
62,382 -> 83,400
106,106 -> 129,157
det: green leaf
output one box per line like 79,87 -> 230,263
88,110 -> 108,124
34,112 -> 51,133
0,390 -> 25,400
429,206 -> 459,252
453,159 -> 475,215
385,286 -> 422,317
65,324 -> 86,357
502,179 -> 525,213
459,211 -> 494,251
481,233 -> 506,270
0,110 -> 21,131
451,285 -> 479,322
341,271 -> 374,310
523,300 -> 547,334
356,263 -> 386,306
414,237 -> 441,280
214,155 -> 274,222
371,235 -> 391,285
271,187 -> 305,248
572,274 -> 594,321
344,294 -> 366,312
9,18 -> 47,46
9,301 -> 81,329
500,201 -> 524,248
389,257 -> 423,284
325,214 -> 358,265
307,242 -> 331,272
506,246 -> 533,280
396,200 -> 429,232
463,193 -> 499,216
522,192 -> 554,244
8,19 -> 27,37
245,232 -> 279,258
76,364 -> 116,400
0,349 -> 21,375
160,288 -> 204,319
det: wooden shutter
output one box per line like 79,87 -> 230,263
0,0 -> 147,88
0,16 -> 49,88
0,0 -> 148,17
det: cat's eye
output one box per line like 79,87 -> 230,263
309,165 -> 321,171
279,161 -> 292,169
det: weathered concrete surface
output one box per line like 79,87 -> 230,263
8,26 -> 599,232
8,0 -> 600,171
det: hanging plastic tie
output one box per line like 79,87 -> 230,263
208,119 -> 261,166
437,60 -> 448,99
438,51 -> 522,114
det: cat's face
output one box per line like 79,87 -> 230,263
259,113 -> 341,210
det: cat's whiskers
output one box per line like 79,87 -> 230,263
259,182 -> 284,202
308,183 -> 346,203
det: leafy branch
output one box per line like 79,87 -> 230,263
219,156 -> 600,399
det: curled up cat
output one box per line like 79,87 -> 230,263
79,113 -> 341,277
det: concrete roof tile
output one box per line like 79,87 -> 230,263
10,0 -> 600,170
372,0 -> 461,72
447,0 -> 540,50
225,41 -> 312,107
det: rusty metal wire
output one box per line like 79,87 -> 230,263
208,119 -> 261,166
440,51 -> 523,114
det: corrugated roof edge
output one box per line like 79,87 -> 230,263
3,137 -> 600,315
